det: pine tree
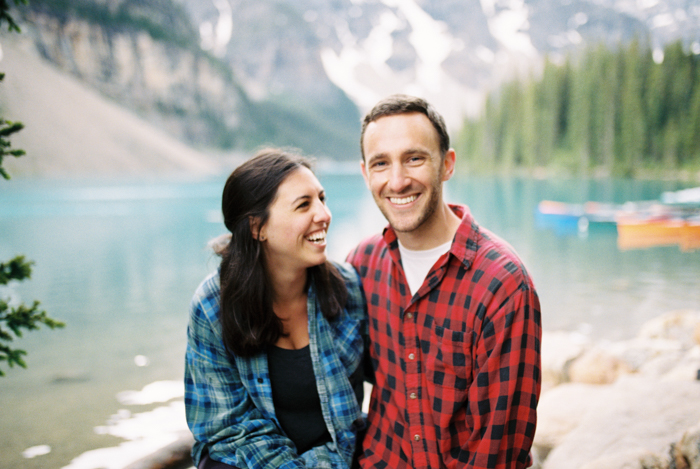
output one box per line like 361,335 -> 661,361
588,44 -> 617,173
458,35 -> 700,175
616,39 -> 646,176
535,57 -> 564,168
568,50 -> 593,173
0,0 -> 65,377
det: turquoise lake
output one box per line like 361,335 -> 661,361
1,172 -> 699,468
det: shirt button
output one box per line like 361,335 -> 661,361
406,312 -> 413,319
409,392 -> 417,399
408,353 -> 415,360
414,434 -> 421,441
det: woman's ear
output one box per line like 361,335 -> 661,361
249,216 -> 265,241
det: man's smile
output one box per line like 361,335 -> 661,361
389,194 -> 418,205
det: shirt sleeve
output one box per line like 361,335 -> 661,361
336,261 -> 374,386
184,282 -> 307,469
465,280 -> 541,468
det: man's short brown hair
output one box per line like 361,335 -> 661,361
360,94 -> 450,161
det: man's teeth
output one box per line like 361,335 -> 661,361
390,195 -> 417,205
307,231 -> 327,243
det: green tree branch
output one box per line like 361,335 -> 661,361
0,0 -> 27,33
1,0 -> 66,377
0,256 -> 65,376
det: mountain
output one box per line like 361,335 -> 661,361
180,0 -> 700,129
3,0 -> 700,173
0,34 -> 225,177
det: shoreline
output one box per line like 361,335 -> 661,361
44,309 -> 700,469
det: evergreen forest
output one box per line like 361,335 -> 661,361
456,39 -> 700,178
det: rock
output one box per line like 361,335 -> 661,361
122,431 -> 194,469
608,338 -> 684,374
568,347 -> 631,385
670,421 -> 700,469
638,311 -> 700,349
534,383 -> 607,455
662,347 -> 700,382
541,375 -> 700,469
577,449 -> 668,469
540,331 -> 591,387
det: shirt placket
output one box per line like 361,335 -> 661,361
402,306 -> 427,467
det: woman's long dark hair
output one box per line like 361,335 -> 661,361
216,148 -> 347,358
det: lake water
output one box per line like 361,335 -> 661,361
1,172 -> 699,469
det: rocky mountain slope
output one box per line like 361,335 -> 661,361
0,34 -> 225,177
182,0 -> 700,128
3,0 -> 700,172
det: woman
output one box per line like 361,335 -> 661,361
184,148 -> 367,469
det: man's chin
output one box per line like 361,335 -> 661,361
385,216 -> 422,234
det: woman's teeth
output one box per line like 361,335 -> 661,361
307,231 -> 326,243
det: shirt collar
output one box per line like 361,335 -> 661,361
381,203 -> 478,271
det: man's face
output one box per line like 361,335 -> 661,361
361,112 -> 455,235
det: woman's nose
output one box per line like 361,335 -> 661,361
314,200 -> 331,224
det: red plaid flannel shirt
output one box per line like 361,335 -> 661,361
347,205 -> 541,469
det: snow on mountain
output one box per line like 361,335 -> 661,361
182,0 -> 700,128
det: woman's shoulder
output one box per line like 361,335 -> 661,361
195,269 -> 221,297
190,270 -> 221,320
330,261 -> 361,288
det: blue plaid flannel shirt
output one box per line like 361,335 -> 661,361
185,262 -> 367,469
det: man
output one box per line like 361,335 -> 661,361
347,94 -> 541,469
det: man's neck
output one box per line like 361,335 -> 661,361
396,203 -> 462,251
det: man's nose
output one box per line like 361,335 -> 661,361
387,165 -> 410,193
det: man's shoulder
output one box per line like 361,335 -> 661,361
473,224 -> 534,286
347,233 -> 387,262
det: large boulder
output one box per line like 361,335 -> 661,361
534,383 -> 608,460
638,311 -> 700,348
568,347 -> 631,384
578,449 -> 667,469
540,330 -> 591,388
670,420 -> 700,469
541,375 -> 700,469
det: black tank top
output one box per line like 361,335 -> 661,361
267,344 -> 332,454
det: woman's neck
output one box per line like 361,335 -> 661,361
269,267 -> 310,350
269,266 -> 308,312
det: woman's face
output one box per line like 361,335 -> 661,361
259,167 -> 331,273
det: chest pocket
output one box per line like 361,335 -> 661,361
423,324 -> 474,410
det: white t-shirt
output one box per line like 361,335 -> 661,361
398,240 -> 452,296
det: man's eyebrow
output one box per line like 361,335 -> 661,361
403,148 -> 430,156
366,153 -> 387,166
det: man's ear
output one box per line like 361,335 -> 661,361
442,149 -> 457,182
360,160 -> 370,189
